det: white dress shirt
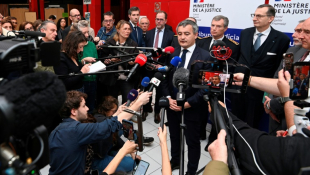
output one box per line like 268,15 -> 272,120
253,26 -> 271,46
179,43 -> 196,69
304,51 -> 310,62
153,27 -> 165,48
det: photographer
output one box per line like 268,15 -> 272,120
49,90 -> 152,175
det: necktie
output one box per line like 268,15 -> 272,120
254,33 -> 263,51
300,50 -> 310,62
134,27 -> 138,41
154,29 -> 161,48
179,49 -> 188,68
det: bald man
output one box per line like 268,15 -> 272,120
62,8 -> 81,41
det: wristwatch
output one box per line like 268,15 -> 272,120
278,97 -> 291,104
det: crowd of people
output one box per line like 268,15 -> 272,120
1,3 -> 310,175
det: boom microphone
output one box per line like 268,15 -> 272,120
148,72 -> 164,92
211,40 -> 232,60
141,77 -> 150,91
126,54 -> 147,81
126,89 -> 139,107
13,30 -> 46,37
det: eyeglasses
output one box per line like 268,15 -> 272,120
156,18 -> 165,22
103,20 -> 113,23
71,14 -> 81,18
251,14 -> 270,19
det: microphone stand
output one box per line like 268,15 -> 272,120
57,70 -> 130,78
176,83 -> 186,175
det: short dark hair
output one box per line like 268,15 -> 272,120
128,6 -> 140,15
257,4 -> 275,17
48,15 -> 56,20
156,11 -> 167,19
11,16 -> 17,20
62,31 -> 87,59
103,11 -> 114,20
60,91 -> 87,118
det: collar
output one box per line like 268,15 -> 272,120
155,27 -> 165,33
255,26 -> 271,36
212,35 -> 225,41
104,26 -> 116,33
181,43 -> 196,53
63,117 -> 76,122
130,21 -> 137,28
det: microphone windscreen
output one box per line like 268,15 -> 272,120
127,89 -> 139,102
213,40 -> 226,47
159,97 -> 169,108
0,72 -> 66,137
25,30 -> 46,37
135,54 -> 147,66
158,66 -> 169,72
154,72 -> 163,81
170,56 -> 182,67
164,46 -> 175,54
141,77 -> 150,87
172,67 -> 189,89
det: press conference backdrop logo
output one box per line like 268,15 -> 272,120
194,0 -> 204,3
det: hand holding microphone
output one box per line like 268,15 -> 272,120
126,54 -> 147,81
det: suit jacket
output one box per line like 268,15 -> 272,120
145,27 -> 174,63
61,25 -> 72,42
238,26 -> 290,78
129,23 -> 146,48
165,24 -> 173,32
161,45 -> 212,121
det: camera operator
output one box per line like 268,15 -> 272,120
49,90 -> 152,175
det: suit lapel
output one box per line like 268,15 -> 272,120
245,28 -> 256,65
150,29 -> 156,47
161,28 -> 168,48
130,23 -> 138,43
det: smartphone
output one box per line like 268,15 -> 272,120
134,160 -> 150,175
290,62 -> 310,100
122,119 -> 134,140
200,70 -> 232,88
283,52 -> 294,76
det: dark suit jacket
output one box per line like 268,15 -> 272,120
238,26 -> 290,78
61,25 -> 72,42
129,22 -> 146,48
162,46 -> 212,121
165,24 -> 173,32
145,27 -> 174,63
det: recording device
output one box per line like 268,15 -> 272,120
134,160 -> 150,175
13,30 -> 46,38
122,119 -> 134,140
283,52 -> 294,78
159,97 -> 169,131
0,72 -> 67,174
148,72 -> 163,92
173,68 -> 190,106
126,54 -> 147,81
141,77 -> 150,91
126,89 -> 139,107
201,71 -> 233,88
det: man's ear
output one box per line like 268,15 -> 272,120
71,108 -> 77,117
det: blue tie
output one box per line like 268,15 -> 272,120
179,49 -> 188,68
254,33 -> 263,51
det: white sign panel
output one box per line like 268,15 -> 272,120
83,0 -> 91,5
189,0 -> 265,42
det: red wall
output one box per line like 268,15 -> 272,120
130,0 -> 190,34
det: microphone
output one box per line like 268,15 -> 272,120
0,72 -> 67,142
148,72 -> 164,92
173,68 -> 190,106
140,77 -> 150,91
13,30 -> 46,37
210,40 -> 232,60
126,89 -> 139,107
126,54 -> 147,81
159,97 -> 169,131
157,56 -> 182,72
157,46 -> 175,54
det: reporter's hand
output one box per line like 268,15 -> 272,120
276,130 -> 287,137
264,96 -> 279,123
184,102 -> 191,109
157,125 -> 167,145
208,129 -> 228,164
277,69 -> 291,97
128,61 -> 135,65
94,37 -> 100,42
233,73 -> 245,86
104,59 -> 111,64
114,104 -> 127,116
111,58 -> 121,63
82,57 -> 96,64
120,140 -> 138,155
81,64 -> 91,73
136,92 -> 152,105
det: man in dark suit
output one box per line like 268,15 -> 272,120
143,10 -> 174,123
161,20 -> 211,175
128,7 -> 145,49
234,4 -> 290,128
62,8 -> 81,41
139,17 -> 150,40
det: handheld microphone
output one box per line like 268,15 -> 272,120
148,72 -> 164,92
126,54 -> 147,81
159,97 -> 169,131
157,56 -> 182,72
211,40 -> 232,60
173,68 -> 190,106
141,77 -> 150,91
157,46 -> 175,54
126,89 -> 139,107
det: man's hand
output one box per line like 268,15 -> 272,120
104,59 -> 111,64
233,73 -> 245,86
114,104 -> 127,116
111,58 -> 121,63
94,37 -> 100,42
208,129 -> 228,164
136,92 -> 152,105
120,141 -> 138,155
168,98 -> 182,111
264,96 -> 279,123
184,102 -> 191,109
82,57 -> 96,64
277,69 -> 291,97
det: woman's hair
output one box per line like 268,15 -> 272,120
33,19 -> 43,31
19,21 -> 34,31
62,30 -> 87,59
113,20 -> 131,42
56,18 -> 67,30
97,96 -> 119,116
